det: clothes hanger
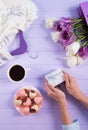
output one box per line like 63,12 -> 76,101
0,31 -> 27,67
11,31 -> 27,56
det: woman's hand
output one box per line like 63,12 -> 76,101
45,80 -> 72,124
63,71 -> 88,108
45,80 -> 67,107
63,71 -> 81,99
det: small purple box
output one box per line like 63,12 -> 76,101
79,2 -> 88,25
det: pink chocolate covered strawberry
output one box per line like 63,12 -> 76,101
17,89 -> 27,97
22,106 -> 30,115
18,106 -> 30,115
34,97 -> 42,105
23,97 -> 32,106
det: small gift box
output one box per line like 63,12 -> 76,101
45,69 -> 64,87
79,2 -> 88,25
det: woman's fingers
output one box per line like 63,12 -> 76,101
63,71 -> 74,80
46,85 -> 55,96
63,72 -> 70,87
44,79 -> 57,92
45,80 -> 56,96
44,79 -> 48,86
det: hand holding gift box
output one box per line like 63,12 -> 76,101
45,69 -> 64,87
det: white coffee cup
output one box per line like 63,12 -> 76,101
7,64 -> 30,83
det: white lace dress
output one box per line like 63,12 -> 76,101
0,0 -> 37,66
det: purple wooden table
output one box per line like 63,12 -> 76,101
0,0 -> 88,130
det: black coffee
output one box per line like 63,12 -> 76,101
9,65 -> 25,81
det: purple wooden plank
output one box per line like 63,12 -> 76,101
0,125 -> 61,130
0,109 -> 88,125
0,79 -> 88,94
0,109 -> 61,125
34,0 -> 85,12
27,11 -> 78,25
24,25 -> 49,38
0,124 -> 87,130
24,37 -> 62,51
0,92 -> 88,110
0,79 -> 43,93
16,64 -> 88,79
0,63 -> 88,79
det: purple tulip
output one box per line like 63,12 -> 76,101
61,17 -> 72,24
78,47 -> 88,59
53,21 -> 62,31
53,17 -> 72,32
60,30 -> 74,47
61,17 -> 72,30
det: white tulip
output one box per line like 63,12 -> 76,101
45,18 -> 56,28
66,41 -> 80,56
66,56 -> 78,68
76,55 -> 84,64
51,31 -> 60,42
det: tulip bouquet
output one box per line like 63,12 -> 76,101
45,17 -> 88,68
